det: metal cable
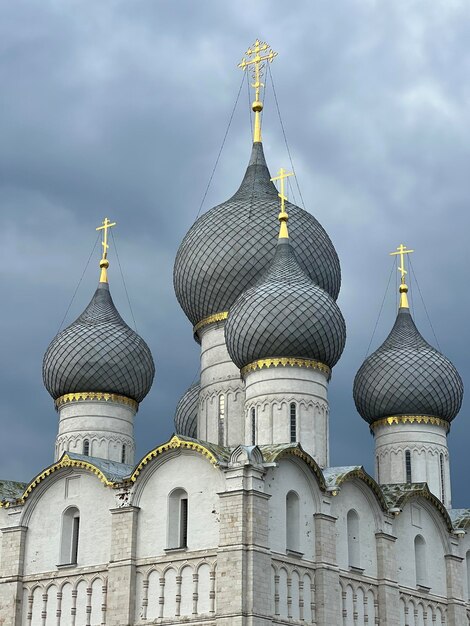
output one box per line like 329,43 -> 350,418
267,64 -> 306,210
111,229 -> 138,332
195,73 -> 246,220
57,233 -> 100,333
409,257 -> 442,351
364,257 -> 396,358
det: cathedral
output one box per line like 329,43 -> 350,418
1,41 -> 470,626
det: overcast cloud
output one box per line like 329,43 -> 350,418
1,0 -> 470,506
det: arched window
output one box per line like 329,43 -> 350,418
168,489 -> 188,549
251,407 -> 256,446
440,453 -> 445,502
218,394 -> 225,446
347,509 -> 360,569
466,551 -> 470,599
60,507 -> 80,564
286,491 -> 300,553
376,456 -> 380,483
83,439 -> 90,456
121,444 -> 126,464
405,449 -> 412,483
414,535 -> 427,586
290,403 -> 297,443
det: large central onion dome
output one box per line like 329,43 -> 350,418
354,294 -> 463,425
43,281 -> 155,404
174,143 -> 341,328
225,211 -> 346,371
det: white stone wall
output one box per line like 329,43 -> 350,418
374,422 -> 451,507
198,323 -> 245,446
244,366 -> 329,465
56,399 -> 136,464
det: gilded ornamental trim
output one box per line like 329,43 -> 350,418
55,392 -> 138,411
193,311 -> 229,335
131,435 -> 219,482
370,414 -> 450,433
241,357 -> 331,379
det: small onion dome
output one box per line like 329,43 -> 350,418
353,307 -> 463,424
174,142 -> 341,328
43,282 -> 155,403
225,238 -> 346,370
174,382 -> 199,438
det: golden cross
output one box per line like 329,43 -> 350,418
390,243 -> 414,282
238,39 -> 277,103
238,40 -> 277,142
271,168 -> 294,238
96,217 -> 117,261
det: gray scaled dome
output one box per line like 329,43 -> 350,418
353,306 -> 463,424
225,237 -> 346,370
43,282 -> 155,403
174,382 -> 199,438
174,142 -> 341,328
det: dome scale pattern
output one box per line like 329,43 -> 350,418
174,142 -> 341,327
225,239 -> 346,370
174,382 -> 199,438
353,307 -> 463,424
43,282 -> 155,403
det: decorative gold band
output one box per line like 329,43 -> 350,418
55,392 -> 138,411
241,357 -> 331,379
370,414 -> 450,433
193,311 -> 229,334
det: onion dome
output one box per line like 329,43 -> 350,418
174,382 -> 199,438
225,182 -> 346,371
353,247 -> 463,424
173,142 -> 341,330
43,219 -> 155,404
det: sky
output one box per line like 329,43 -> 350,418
1,0 -> 470,506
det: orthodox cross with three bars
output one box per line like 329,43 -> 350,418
96,217 -> 117,262
390,243 -> 414,283
238,39 -> 278,104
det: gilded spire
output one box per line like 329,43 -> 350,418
270,168 -> 294,239
96,217 -> 117,283
390,243 -> 414,309
238,39 -> 277,143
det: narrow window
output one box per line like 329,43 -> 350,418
376,456 -> 380,483
251,407 -> 256,446
83,439 -> 90,456
218,394 -> 225,446
286,491 -> 300,553
168,488 -> 189,549
121,444 -> 126,464
347,510 -> 360,569
414,535 -> 427,586
290,403 -> 297,443
405,449 -> 412,483
60,507 -> 80,565
440,453 -> 445,502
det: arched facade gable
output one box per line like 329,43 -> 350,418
398,496 -> 452,550
391,488 -> 453,533
12,453 -> 114,514
266,445 -> 326,492
19,465 -> 111,527
329,468 -> 388,512
334,477 -> 386,532
131,439 -> 225,508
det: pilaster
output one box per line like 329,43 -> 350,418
445,553 -> 467,625
314,513 -> 341,625
375,531 -> 400,626
106,506 -> 140,626
0,525 -> 27,626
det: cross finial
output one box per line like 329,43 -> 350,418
238,39 -> 278,143
96,217 -> 117,283
390,243 -> 414,309
270,168 -> 294,239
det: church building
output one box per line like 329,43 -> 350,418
1,40 -> 470,626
